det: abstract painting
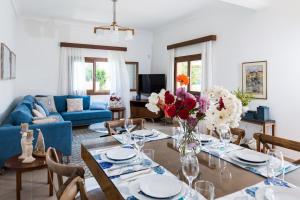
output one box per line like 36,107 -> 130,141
242,61 -> 267,99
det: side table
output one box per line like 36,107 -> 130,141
109,107 -> 126,120
5,152 -> 62,200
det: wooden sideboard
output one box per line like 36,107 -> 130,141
130,99 -> 161,120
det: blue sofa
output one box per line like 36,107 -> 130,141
0,95 -> 112,168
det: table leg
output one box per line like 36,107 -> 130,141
48,170 -> 53,196
16,171 -> 21,200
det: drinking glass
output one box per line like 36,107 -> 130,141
182,154 -> 200,199
220,130 -> 231,148
195,180 -> 215,200
124,119 -> 133,145
267,149 -> 284,181
133,134 -> 145,163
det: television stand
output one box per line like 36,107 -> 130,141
130,99 -> 161,120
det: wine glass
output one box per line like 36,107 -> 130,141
133,134 -> 145,163
182,154 -> 200,199
124,119 -> 133,145
267,149 -> 284,182
172,127 -> 181,148
195,180 -> 215,200
220,129 -> 231,148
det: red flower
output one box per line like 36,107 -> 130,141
217,97 -> 225,111
165,91 -> 175,105
175,100 -> 183,110
178,109 -> 189,120
184,98 -> 196,110
165,105 -> 176,118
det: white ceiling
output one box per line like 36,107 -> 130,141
13,0 -> 270,30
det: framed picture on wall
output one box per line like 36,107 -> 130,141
10,51 -> 16,79
1,43 -> 11,80
242,61 -> 267,99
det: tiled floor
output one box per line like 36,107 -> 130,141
0,122 -> 174,200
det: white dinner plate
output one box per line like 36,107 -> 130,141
139,175 -> 182,199
235,150 -> 269,163
132,129 -> 154,137
106,148 -> 137,161
255,186 -> 300,200
229,153 -> 267,166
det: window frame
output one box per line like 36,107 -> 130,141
174,54 -> 202,95
84,57 -> 139,95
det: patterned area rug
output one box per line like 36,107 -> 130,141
71,122 -> 173,178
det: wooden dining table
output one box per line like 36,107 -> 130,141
81,137 -> 300,200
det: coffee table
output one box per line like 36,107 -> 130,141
5,152 -> 62,200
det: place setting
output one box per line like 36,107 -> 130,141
112,119 -> 171,145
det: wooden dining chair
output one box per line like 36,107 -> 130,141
254,133 -> 300,164
104,118 -> 145,136
46,148 -> 106,200
208,128 -> 246,145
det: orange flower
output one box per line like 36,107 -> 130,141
176,74 -> 189,86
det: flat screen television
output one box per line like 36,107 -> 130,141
138,74 -> 166,94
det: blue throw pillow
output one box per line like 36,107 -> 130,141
90,102 -> 108,110
24,95 -> 36,103
36,101 -> 50,116
11,104 -> 33,125
54,96 -> 68,113
22,99 -> 34,110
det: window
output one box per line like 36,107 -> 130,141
84,57 -> 139,95
126,62 -> 139,91
174,54 -> 202,94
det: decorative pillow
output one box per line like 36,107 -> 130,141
32,109 -> 45,118
32,117 -> 58,124
34,103 -> 47,117
67,98 -> 83,112
35,96 -> 57,113
36,101 -> 50,116
90,102 -> 108,110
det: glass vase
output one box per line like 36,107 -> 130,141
178,120 -> 201,157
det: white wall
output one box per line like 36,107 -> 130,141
152,0 -> 300,145
0,0 -> 17,122
16,18 -> 154,100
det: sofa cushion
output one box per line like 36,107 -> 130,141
22,99 -> 34,110
48,113 -> 64,122
11,104 -> 33,125
90,102 -> 108,110
24,95 -> 36,103
68,95 -> 90,110
54,95 -> 68,113
61,110 -> 111,121
36,101 -> 50,116
36,96 -> 57,113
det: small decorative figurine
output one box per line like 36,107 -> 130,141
33,129 -> 46,157
22,130 -> 36,163
19,123 -> 29,160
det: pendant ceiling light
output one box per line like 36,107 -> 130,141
94,0 -> 134,41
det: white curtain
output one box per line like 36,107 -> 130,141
201,41 -> 213,91
58,48 -> 86,95
108,51 -> 131,118
167,49 -> 175,93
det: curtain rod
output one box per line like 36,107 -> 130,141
167,35 -> 217,50
60,42 -> 127,52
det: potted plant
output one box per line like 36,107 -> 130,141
233,89 -> 253,116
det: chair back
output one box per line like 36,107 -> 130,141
254,133 -> 300,164
105,118 -> 145,135
46,148 -> 88,200
208,128 -> 245,145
